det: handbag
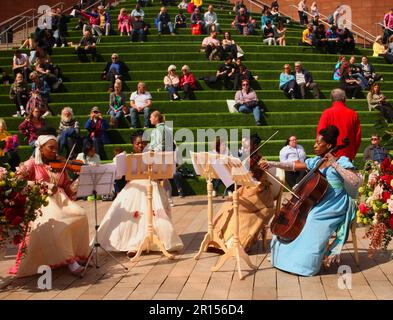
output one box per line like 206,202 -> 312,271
243,100 -> 259,108
191,23 -> 201,35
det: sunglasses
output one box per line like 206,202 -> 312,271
371,138 -> 379,141
242,83 -> 249,86
112,57 -> 117,60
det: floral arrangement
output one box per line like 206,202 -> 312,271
0,165 -> 49,248
357,158 -> 393,254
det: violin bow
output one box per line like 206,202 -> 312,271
59,142 -> 77,178
241,130 -> 279,165
261,167 -> 300,199
241,130 -> 300,199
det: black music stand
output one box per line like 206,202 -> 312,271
77,163 -> 128,277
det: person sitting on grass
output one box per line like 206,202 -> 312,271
75,29 -> 97,62
234,79 -> 263,126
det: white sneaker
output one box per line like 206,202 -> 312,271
253,75 -> 259,80
227,191 -> 233,197
212,190 -> 217,197
61,44 -> 65,48
53,44 -> 58,48
20,107 -> 26,116
173,93 -> 179,100
12,112 -> 21,117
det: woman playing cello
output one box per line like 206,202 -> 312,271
260,126 -> 362,276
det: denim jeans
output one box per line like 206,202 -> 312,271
109,109 -> 123,121
130,107 -> 151,128
166,85 -> 179,100
158,21 -> 174,33
238,104 -> 262,123
58,128 -> 78,153
130,29 -> 145,42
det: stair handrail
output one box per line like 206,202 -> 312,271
0,2 -> 65,49
289,4 -> 376,47
0,8 -> 37,31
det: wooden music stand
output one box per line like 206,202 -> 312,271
209,154 -> 259,280
190,152 -> 229,260
125,151 -> 176,262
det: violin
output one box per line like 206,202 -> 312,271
49,159 -> 84,173
270,139 -> 349,242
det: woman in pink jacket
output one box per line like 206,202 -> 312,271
179,65 -> 197,100
117,8 -> 131,36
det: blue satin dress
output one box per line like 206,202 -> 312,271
270,156 -> 356,276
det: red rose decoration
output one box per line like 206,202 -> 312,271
380,175 -> 393,187
381,158 -> 391,171
133,211 -> 139,219
359,203 -> 368,214
382,191 -> 391,203
11,216 -> 23,226
3,207 -> 17,223
12,234 -> 22,245
12,193 -> 27,207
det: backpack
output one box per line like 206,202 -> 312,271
191,23 -> 201,35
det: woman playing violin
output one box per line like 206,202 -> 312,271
261,125 -> 362,276
10,134 -> 90,277
211,133 -> 275,252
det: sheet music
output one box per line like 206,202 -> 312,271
208,154 -> 259,188
77,163 -> 116,197
208,155 -> 234,188
126,152 -> 176,180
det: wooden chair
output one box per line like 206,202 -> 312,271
261,167 -> 285,251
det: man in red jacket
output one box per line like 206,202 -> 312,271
316,88 -> 361,161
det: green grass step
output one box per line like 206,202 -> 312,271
53,69 -> 392,82
1,111 -> 380,132
7,48 -> 371,65
0,99 -> 371,116
4,123 -> 383,146
3,59 -> 386,74
2,79 -> 390,95
2,90 -> 391,104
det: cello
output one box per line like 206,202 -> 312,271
270,139 -> 349,242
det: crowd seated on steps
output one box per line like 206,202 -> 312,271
2,0 -> 392,165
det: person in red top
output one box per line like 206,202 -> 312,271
383,8 -> 393,44
179,65 -> 196,100
316,88 -> 361,161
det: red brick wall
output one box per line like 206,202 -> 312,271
235,0 -> 391,38
1,0 -> 77,23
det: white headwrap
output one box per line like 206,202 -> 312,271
34,135 -> 57,165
